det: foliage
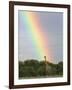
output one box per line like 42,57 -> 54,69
19,59 -> 63,78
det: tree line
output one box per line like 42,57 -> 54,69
19,59 -> 63,79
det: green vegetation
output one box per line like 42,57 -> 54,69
19,59 -> 63,79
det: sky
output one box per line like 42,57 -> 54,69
18,10 -> 63,64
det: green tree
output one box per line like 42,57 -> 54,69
56,61 -> 63,75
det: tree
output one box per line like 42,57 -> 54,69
56,61 -> 63,75
19,60 -> 63,78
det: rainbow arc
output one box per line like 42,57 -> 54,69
19,11 -> 52,63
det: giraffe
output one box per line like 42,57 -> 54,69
44,56 -> 48,76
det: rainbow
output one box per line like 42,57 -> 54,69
19,11 -> 52,62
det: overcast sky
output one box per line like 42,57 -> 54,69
18,11 -> 63,64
